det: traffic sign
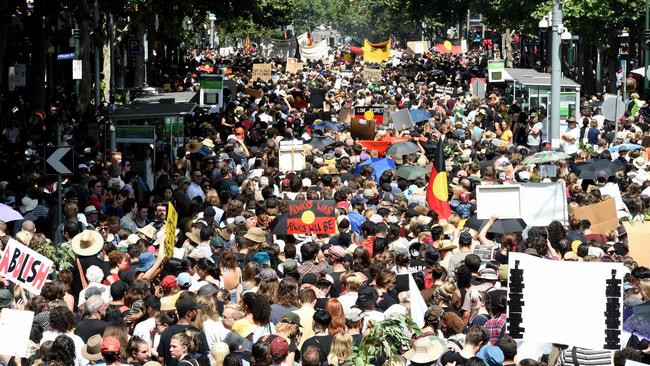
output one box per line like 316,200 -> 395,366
57,53 -> 75,61
129,39 -> 140,56
44,147 -> 74,175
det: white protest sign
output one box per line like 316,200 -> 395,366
0,309 -> 34,358
72,60 -> 82,80
477,182 -> 567,225
476,185 -> 522,219
0,238 -> 53,295
390,109 -> 414,131
508,252 -> 626,350
279,140 -> 305,172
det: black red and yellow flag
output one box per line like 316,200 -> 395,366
287,200 -> 336,234
426,138 -> 452,219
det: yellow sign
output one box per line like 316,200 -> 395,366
164,202 -> 178,259
363,39 -> 391,63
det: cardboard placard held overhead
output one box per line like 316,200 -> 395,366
406,41 -> 429,55
0,238 -> 53,295
0,309 -> 34,358
390,109 -> 414,131
287,200 -> 337,234
350,118 -> 376,140
572,198 -> 618,235
286,58 -> 303,74
507,252 -> 626,350
362,68 -> 382,82
476,185 -> 522,219
339,108 -> 354,124
164,202 -> 178,259
623,222 -> 650,268
251,63 -> 272,82
355,105 -> 385,125
278,140 -> 305,172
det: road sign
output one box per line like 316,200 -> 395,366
57,53 -> 75,61
129,39 -> 140,56
44,147 -> 74,175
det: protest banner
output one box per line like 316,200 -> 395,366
350,118 -> 376,140
286,58 -> 303,74
287,200 -> 337,234
355,105 -> 385,125
406,41 -> 429,55
476,185 -> 522,219
434,85 -> 457,96
390,109 -> 414,131
624,222 -> 650,268
358,140 -> 390,156
0,309 -> 34,357
0,238 -> 52,295
278,140 -> 305,172
164,202 -> 178,259
507,252 -> 626,350
362,68 -> 382,82
572,198 -> 618,235
363,39 -> 391,63
251,63 -> 272,82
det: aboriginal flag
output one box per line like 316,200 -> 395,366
426,138 -> 451,219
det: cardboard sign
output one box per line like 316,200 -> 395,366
350,118 -> 376,140
624,222 -> 650,268
470,78 -> 487,99
310,88 -> 326,108
507,252 -> 626,350
287,200 -> 337,234
339,108 -> 354,124
362,68 -> 382,82
0,238 -> 52,295
406,41 -> 429,55
355,105 -> 385,125
390,109 -> 414,131
572,198 -> 618,235
246,88 -> 264,99
252,63 -> 272,82
286,58 -> 303,74
279,140 -> 305,172
0,309 -> 34,357
164,202 -> 178,259
434,85 -> 456,96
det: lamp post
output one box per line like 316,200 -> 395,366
550,0 -> 563,150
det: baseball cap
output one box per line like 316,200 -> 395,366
101,336 -> 121,354
161,275 -> 178,290
344,307 -> 363,322
176,272 -> 192,288
175,295 -> 202,315
256,268 -> 279,282
281,312 -> 302,327
269,336 -> 289,359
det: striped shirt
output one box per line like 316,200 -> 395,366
557,347 -> 613,366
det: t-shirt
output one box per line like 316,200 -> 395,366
527,122 -> 543,147
157,324 -> 209,366
562,127 -> 580,154
133,317 -> 160,350
270,304 -> 298,324
301,335 -> 333,364
446,251 -> 470,272
74,318 -> 108,343
500,129 -> 513,142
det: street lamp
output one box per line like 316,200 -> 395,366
538,15 -> 550,71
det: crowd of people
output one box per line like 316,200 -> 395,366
0,43 -> 650,366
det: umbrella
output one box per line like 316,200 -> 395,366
409,109 -> 432,123
313,120 -> 344,132
0,203 -> 23,222
623,311 -> 650,340
522,151 -> 571,166
464,215 -> 527,233
353,158 -> 396,182
397,166 -> 428,180
608,143 -> 643,153
308,136 -> 336,150
572,159 -> 622,180
386,141 -> 419,156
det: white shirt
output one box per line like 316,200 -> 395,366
202,319 -> 229,350
40,331 -> 88,366
338,292 -> 358,314
133,317 -> 161,350
187,182 -> 205,201
562,127 -> 580,154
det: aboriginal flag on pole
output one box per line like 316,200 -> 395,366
426,138 -> 451,219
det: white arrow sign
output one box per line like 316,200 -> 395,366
46,148 -> 72,175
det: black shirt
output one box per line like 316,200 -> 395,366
74,318 -> 109,343
301,335 -> 333,365
157,324 -> 209,366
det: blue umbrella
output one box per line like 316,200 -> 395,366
353,158 -> 396,182
313,120 -> 344,132
409,108 -> 431,123
348,211 -> 367,236
608,143 -> 643,153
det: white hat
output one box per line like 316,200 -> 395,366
84,206 -> 98,215
633,156 -> 648,170
71,230 -> 104,256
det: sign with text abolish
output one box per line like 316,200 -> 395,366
0,238 -> 52,295
287,200 -> 336,234
164,202 -> 178,259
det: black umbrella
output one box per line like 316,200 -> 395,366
572,159 -> 622,180
464,215 -> 527,233
309,136 -> 336,150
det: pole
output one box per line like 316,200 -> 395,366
550,0 -> 562,150
144,32 -> 148,86
74,23 -> 80,105
94,0 -> 101,106
57,121 -> 63,230
645,0 -> 649,95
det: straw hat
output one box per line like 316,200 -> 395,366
138,225 -> 158,240
71,230 -> 104,256
201,138 -> 215,149
82,334 -> 104,361
185,140 -> 203,153
404,337 -> 446,364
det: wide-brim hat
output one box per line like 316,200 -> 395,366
20,197 -> 38,214
185,140 -> 204,153
201,138 -> 215,149
138,225 -> 157,240
404,337 -> 446,364
82,334 -> 104,361
633,156 -> 648,170
71,230 -> 104,256
244,227 -> 266,243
